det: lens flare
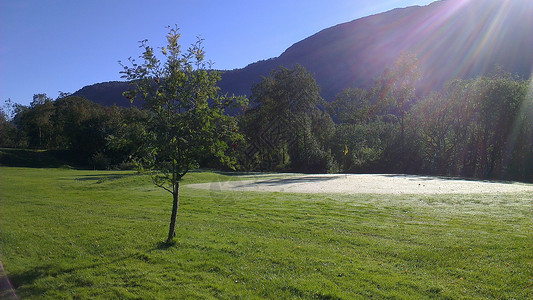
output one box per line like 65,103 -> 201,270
382,0 -> 531,92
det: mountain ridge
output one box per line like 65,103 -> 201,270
74,0 -> 533,106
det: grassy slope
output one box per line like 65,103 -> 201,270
0,167 -> 531,299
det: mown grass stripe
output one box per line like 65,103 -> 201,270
0,167 -> 531,299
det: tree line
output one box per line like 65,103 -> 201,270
241,57 -> 532,182
1,94 -> 149,169
1,58 -> 532,182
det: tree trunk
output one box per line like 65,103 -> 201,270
166,181 -> 180,243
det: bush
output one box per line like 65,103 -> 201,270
91,152 -> 111,170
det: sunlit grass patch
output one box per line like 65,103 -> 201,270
1,167 -> 531,299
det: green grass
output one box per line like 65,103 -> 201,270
0,167 -> 532,299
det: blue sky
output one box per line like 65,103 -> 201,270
1,0 -> 436,106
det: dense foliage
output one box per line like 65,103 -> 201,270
241,65 -> 334,173
411,74 -> 533,180
241,63 -> 532,182
1,59 -> 532,182
331,71 -> 532,181
1,95 -> 148,169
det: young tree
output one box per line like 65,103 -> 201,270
120,26 -> 246,243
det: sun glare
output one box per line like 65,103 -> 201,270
391,0 -> 533,91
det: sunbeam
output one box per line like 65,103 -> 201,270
501,68 -> 533,178
376,0 -> 533,92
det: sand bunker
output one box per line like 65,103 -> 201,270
187,174 -> 533,195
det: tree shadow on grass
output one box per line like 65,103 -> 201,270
0,148 -> 86,169
235,175 -> 343,187
0,261 -> 17,300
7,253 -> 139,296
8,241 -> 180,295
155,240 -> 177,250
7,265 -> 53,296
381,173 -> 523,184
73,173 -> 138,183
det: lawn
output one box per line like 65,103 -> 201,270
0,167 -> 531,299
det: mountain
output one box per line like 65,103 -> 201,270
218,0 -> 533,100
72,81 -> 140,108
74,0 -> 533,106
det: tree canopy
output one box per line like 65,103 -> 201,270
242,65 -> 333,173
